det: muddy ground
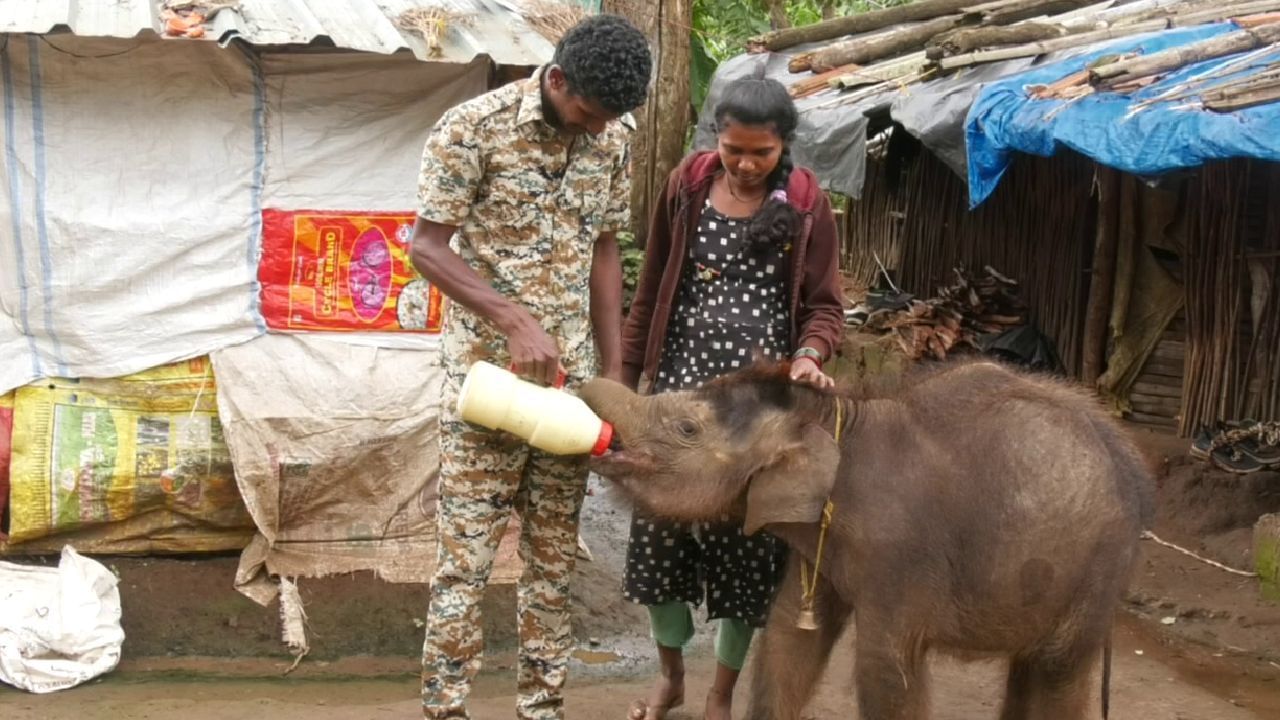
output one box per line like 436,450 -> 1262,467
1,428 -> 1279,718
1122,428 -> 1280,671
0,612 -> 1277,719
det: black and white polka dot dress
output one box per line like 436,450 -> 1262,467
623,199 -> 792,627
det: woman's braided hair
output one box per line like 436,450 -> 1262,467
712,77 -> 801,255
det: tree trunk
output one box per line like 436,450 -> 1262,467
967,0 -> 1090,25
767,0 -> 790,30
748,0 -> 980,52
927,22 -> 1066,58
602,0 -> 691,246
808,16 -> 965,73
1083,166 -> 1119,387
749,0 -> 1093,51
822,0 -> 837,20
936,18 -> 1169,69
1090,23 -> 1280,87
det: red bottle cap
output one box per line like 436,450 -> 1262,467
590,421 -> 614,457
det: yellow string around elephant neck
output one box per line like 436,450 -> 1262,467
799,397 -> 842,624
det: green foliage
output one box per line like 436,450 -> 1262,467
618,231 -> 645,312
689,0 -> 913,117
691,0 -> 914,66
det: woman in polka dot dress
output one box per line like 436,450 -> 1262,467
618,77 -> 845,720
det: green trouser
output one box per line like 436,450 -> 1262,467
647,601 -> 755,671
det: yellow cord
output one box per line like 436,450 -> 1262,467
799,398 -> 842,616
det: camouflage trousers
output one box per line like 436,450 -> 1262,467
422,378 -> 590,720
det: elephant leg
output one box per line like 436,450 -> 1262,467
999,647 -> 1099,720
852,624 -> 930,720
743,560 -> 852,720
999,656 -> 1036,720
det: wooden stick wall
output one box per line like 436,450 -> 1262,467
1181,160 -> 1280,434
842,138 -> 1096,377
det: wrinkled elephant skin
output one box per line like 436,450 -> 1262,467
578,360 -> 1153,720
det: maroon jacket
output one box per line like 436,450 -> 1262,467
621,151 -> 846,391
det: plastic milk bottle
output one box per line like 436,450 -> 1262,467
456,361 -> 614,456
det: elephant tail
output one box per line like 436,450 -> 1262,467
1101,635 -> 1113,719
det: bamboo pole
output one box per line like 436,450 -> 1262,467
1091,23 -> 1280,86
808,16 -> 966,73
1262,165 -> 1280,420
937,19 -> 1167,69
1083,166 -> 1120,386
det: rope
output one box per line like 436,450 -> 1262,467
1142,531 -> 1258,578
1208,421 -> 1280,454
798,397 -> 843,620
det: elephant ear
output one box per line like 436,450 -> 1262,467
743,423 -> 841,536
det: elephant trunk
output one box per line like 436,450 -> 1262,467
578,378 -> 642,445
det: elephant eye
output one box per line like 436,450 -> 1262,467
675,419 -> 700,438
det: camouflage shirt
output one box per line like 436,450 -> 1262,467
417,67 -> 634,384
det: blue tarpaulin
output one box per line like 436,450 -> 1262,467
965,22 -> 1280,207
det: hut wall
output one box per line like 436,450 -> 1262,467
842,140 -> 1280,437
842,134 -> 1097,377
1181,160 -> 1280,435
1128,311 -> 1187,431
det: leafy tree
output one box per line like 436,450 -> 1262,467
693,1 -> 912,62
690,0 -> 911,111
618,1 -> 911,309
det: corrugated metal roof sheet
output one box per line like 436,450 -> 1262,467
0,0 -> 562,66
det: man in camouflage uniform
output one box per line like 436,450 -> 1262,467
410,14 -> 652,720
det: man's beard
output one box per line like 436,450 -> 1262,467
540,77 -> 564,130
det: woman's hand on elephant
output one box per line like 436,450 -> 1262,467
790,356 -> 834,389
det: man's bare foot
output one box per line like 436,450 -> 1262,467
627,671 -> 684,720
703,686 -> 732,720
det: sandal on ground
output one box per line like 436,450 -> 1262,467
627,695 -> 684,720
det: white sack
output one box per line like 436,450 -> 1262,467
0,546 -> 124,694
261,52 -> 487,211
0,35 -> 261,393
212,334 -> 446,603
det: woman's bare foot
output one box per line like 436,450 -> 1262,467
703,660 -> 740,720
703,686 -> 733,720
627,670 -> 684,720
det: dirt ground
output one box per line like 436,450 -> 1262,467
1122,427 -> 1280,670
0,612 -> 1277,719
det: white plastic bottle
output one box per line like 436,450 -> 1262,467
456,361 -> 614,456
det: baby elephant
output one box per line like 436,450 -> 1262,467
580,359 -> 1152,720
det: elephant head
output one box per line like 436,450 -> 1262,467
579,365 -> 842,534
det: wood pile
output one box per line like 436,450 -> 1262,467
863,265 -> 1028,361
1023,20 -> 1280,112
767,0 -> 1280,111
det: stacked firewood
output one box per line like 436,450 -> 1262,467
768,0 -> 1280,103
1027,20 -> 1280,113
864,265 -> 1027,361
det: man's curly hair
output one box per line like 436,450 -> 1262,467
553,14 -> 652,115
